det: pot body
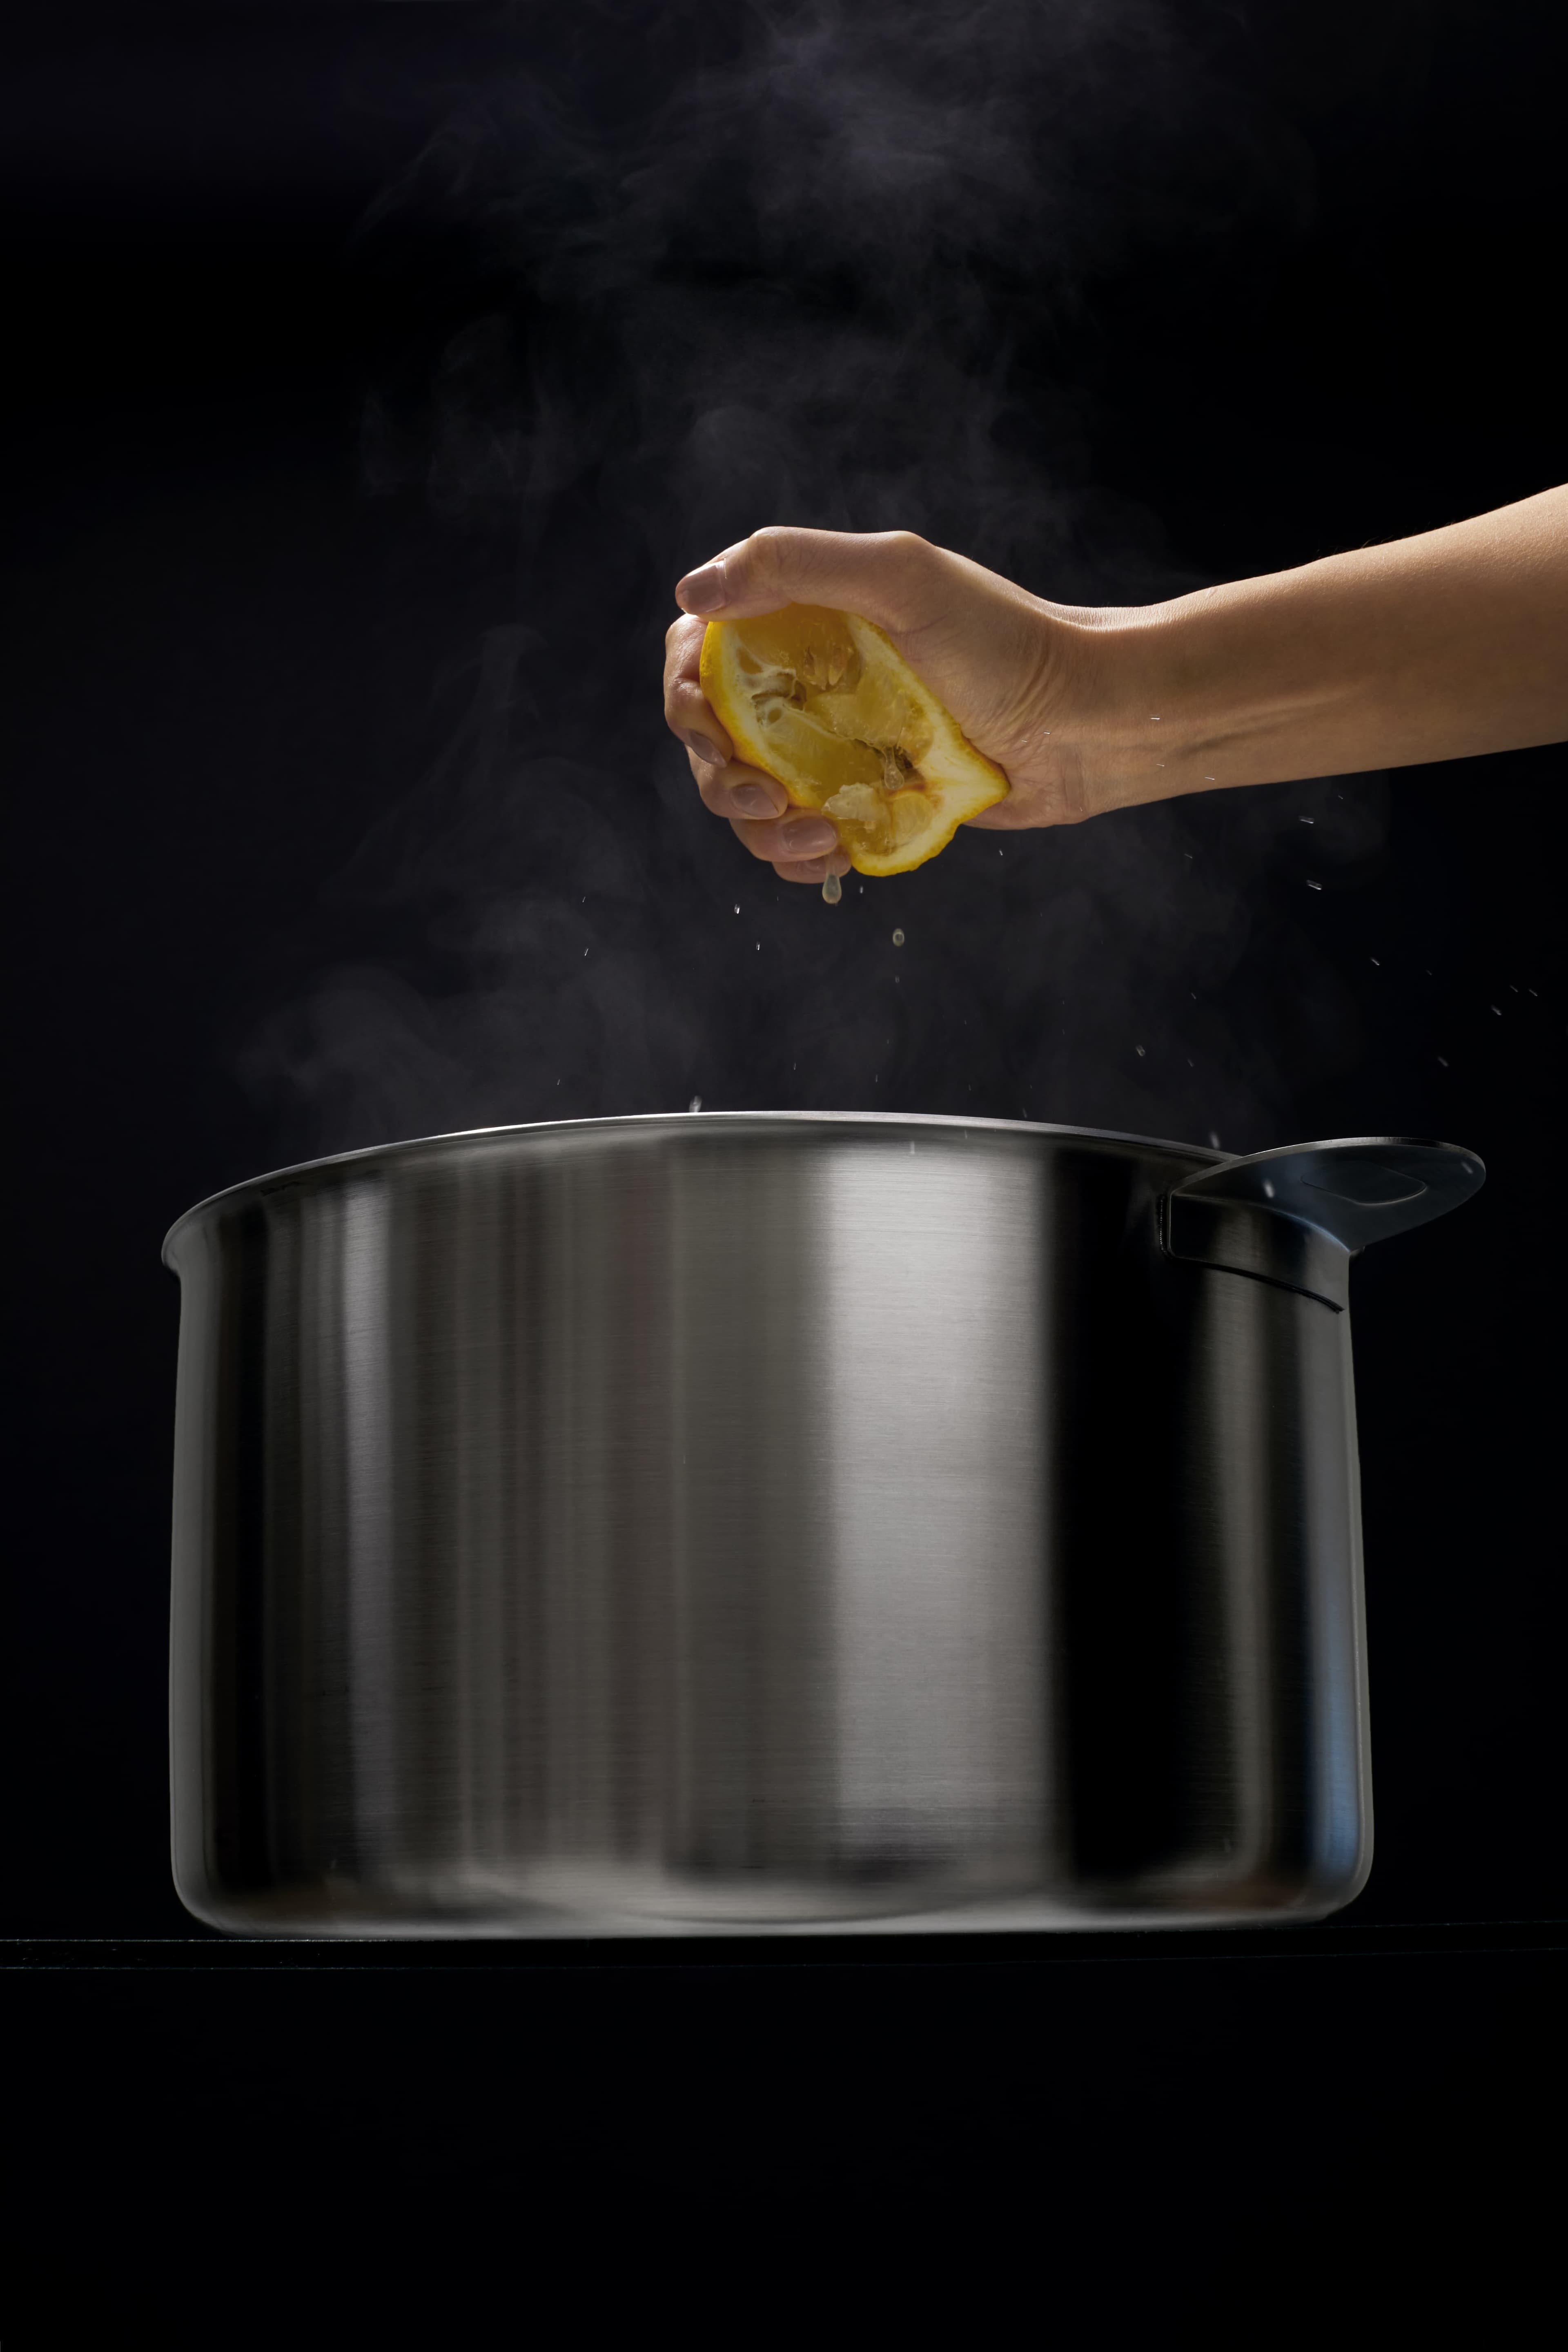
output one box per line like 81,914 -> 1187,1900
167,1113 -> 1375,1935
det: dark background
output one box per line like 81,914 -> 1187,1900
4,2 -> 1563,2337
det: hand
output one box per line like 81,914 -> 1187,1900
662,527 -> 1116,885
664,492 -> 1568,881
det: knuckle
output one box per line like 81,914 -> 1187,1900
746,525 -> 795,588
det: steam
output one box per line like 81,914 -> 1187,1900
246,0 -> 1384,1160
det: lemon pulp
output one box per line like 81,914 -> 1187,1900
700,604 -> 1009,877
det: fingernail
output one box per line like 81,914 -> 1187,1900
685,733 -> 724,766
677,560 -> 728,613
730,783 -> 781,817
777,818 -> 836,857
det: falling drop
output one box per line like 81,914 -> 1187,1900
822,872 -> 842,904
892,927 -> 905,946
688,1096 -> 702,1112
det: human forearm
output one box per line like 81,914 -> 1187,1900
1065,486 -> 1568,811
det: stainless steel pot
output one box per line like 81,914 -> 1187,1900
165,1112 -> 1481,1936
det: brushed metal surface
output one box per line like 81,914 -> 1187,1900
163,1112 -> 1475,1936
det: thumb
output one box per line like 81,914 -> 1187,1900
675,526 -> 944,639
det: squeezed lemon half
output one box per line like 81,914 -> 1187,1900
700,604 -> 1009,876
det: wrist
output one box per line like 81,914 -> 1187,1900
1053,583 -> 1350,810
1041,602 -> 1204,813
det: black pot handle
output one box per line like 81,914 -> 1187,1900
1161,1137 -> 1485,1309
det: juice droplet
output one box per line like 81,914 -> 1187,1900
822,872 -> 842,905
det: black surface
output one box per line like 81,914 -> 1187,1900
7,1918 -> 1563,1969
4,3 -> 1564,2322
7,1935 -> 1560,2338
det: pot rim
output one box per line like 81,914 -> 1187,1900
161,1109 -> 1228,1264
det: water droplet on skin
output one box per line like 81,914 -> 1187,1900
892,928 -> 905,946
822,872 -> 842,904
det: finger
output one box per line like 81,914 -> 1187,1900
662,611 -> 706,694
728,812 -> 841,865
729,816 -> 786,863
695,760 -> 791,822
663,614 -> 731,765
774,849 -> 853,885
675,527 -> 943,637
